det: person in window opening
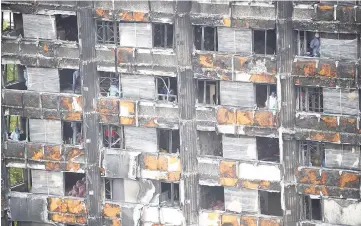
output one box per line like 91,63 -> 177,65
23,68 -> 28,88
9,126 -> 20,141
72,70 -> 80,93
108,80 -> 119,97
266,92 -> 278,125
310,33 -> 320,57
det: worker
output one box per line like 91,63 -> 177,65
108,80 -> 119,97
310,33 -> 320,57
9,127 -> 20,141
72,70 -> 80,93
266,92 -> 278,126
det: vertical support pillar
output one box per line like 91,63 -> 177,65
174,1 -> 198,225
1,108 -> 9,225
77,2 -> 102,225
276,1 -> 299,226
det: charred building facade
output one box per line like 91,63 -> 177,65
1,0 -> 361,226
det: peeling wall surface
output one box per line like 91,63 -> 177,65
2,1 -> 361,226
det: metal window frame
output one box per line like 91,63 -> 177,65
96,20 -> 117,45
160,182 -> 178,207
152,23 -> 174,49
156,77 -> 177,103
5,115 -> 29,142
157,129 -> 174,154
194,25 -> 218,51
99,72 -> 120,97
301,195 -> 323,221
101,124 -> 124,149
1,11 -> 14,31
297,30 -> 308,56
299,141 -> 325,167
298,87 -> 323,112
197,80 -> 220,105
104,178 -> 112,200
62,121 -> 83,145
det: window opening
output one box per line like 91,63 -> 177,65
160,182 -> 179,207
55,15 -> 78,41
259,191 -> 282,216
158,129 -> 180,154
105,178 -> 112,200
198,131 -> 223,156
256,84 -> 277,108
197,80 -> 220,105
65,172 -> 86,197
9,168 -> 24,187
156,77 -> 177,103
299,141 -> 325,167
253,30 -> 276,55
5,115 -> 27,141
200,185 -> 224,210
256,137 -> 280,162
296,31 -> 318,57
96,20 -> 117,44
102,125 -> 124,149
153,23 -> 174,48
63,121 -> 83,145
297,87 -> 323,112
194,26 -> 218,51
59,69 -> 81,94
2,64 -> 27,90
302,195 -> 322,220
99,72 -> 120,97
2,11 -> 23,37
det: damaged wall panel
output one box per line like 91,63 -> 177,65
224,187 -> 258,213
321,38 -> 358,60
119,23 -> 152,48
9,192 -> 47,223
324,144 -> 360,170
323,198 -> 361,226
27,68 -> 60,93
124,127 -> 157,152
103,149 -> 139,179
121,74 -> 155,100
238,162 -> 281,182
30,170 -> 64,196
220,81 -> 255,107
222,135 -> 257,160
217,28 -> 252,54
29,119 -> 62,144
323,88 -> 359,115
23,14 -> 56,40
198,131 -> 222,156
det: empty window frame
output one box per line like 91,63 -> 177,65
2,64 -> 27,89
256,137 -> 280,162
105,178 -> 113,200
102,125 -> 124,149
199,185 -> 224,210
197,80 -> 220,105
59,69 -> 81,94
55,15 -> 78,41
253,30 -> 276,55
9,168 -> 24,187
299,141 -> 325,167
2,11 -> 23,36
96,20 -> 117,44
194,26 -> 218,51
301,195 -> 322,221
256,84 -> 277,108
297,87 -> 323,112
5,115 -> 28,141
296,31 -> 317,57
153,23 -> 174,48
158,129 -> 180,153
65,172 -> 86,197
156,77 -> 177,102
99,72 -> 120,97
259,190 -> 282,216
160,182 -> 179,207
63,121 -> 82,145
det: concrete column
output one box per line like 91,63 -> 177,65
77,2 -> 102,225
276,1 -> 299,225
174,1 -> 199,225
